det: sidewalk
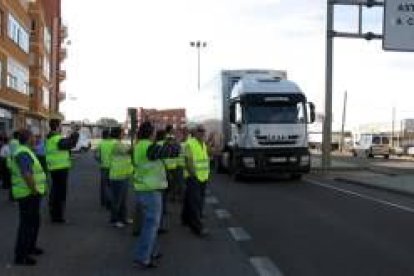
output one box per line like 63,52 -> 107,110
322,170 -> 414,197
311,154 -> 414,174
311,155 -> 365,171
0,153 -> 256,276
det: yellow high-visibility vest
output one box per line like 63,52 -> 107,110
109,142 -> 133,180
46,134 -> 71,171
186,138 -> 210,182
10,145 -> 47,199
133,139 -> 167,191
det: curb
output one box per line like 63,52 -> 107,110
334,177 -> 414,198
368,166 -> 414,176
311,166 -> 367,173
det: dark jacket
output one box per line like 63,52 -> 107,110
47,131 -> 80,151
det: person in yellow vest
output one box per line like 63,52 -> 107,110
11,130 -> 47,266
165,125 -> 182,202
133,122 -> 179,269
181,124 -> 210,237
108,127 -> 133,228
1,132 -> 19,202
46,119 -> 79,223
95,128 -> 115,209
175,127 -> 189,201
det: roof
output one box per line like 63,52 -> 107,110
231,77 -> 303,98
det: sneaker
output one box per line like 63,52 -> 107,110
158,228 -> 169,235
193,227 -> 210,238
115,222 -> 125,228
51,218 -> 66,224
133,260 -> 157,269
151,253 -> 163,260
14,256 -> 37,266
29,247 -> 44,256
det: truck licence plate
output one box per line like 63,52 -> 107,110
269,157 -> 287,163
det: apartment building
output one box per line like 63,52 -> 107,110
136,108 -> 187,130
0,0 -> 31,133
41,0 -> 66,119
0,0 -> 65,135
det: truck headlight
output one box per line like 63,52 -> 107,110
242,157 -> 256,168
300,155 -> 310,166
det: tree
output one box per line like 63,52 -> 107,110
96,117 -> 119,127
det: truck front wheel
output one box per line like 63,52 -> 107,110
230,152 -> 244,181
290,173 -> 302,180
215,155 -> 227,174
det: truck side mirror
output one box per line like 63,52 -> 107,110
308,102 -> 316,124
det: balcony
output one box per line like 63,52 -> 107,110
59,48 -> 67,61
58,70 -> 66,82
60,25 -> 68,41
58,91 -> 66,102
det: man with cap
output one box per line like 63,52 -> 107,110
11,129 -> 47,266
46,119 -> 79,223
181,124 -> 210,237
95,128 -> 115,209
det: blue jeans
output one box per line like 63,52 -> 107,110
109,180 -> 128,223
134,191 -> 162,264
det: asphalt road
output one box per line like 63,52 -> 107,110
2,152 -> 414,276
210,173 -> 414,276
0,153 -> 256,276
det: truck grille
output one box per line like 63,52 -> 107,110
256,135 -> 299,146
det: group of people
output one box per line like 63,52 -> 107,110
1,118 -> 211,269
96,121 -> 211,268
0,119 -> 79,266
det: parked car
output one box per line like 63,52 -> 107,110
391,146 -> 404,156
352,134 -> 390,159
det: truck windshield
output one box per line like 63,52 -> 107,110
245,103 -> 305,124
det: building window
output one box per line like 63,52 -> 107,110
7,13 -> 29,53
43,55 -> 50,80
42,86 -> 50,108
0,9 -> 3,37
43,27 -> 51,53
7,58 -> 29,94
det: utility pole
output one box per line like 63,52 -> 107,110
322,2 -> 334,170
392,106 -> 396,148
190,41 -> 207,91
340,91 -> 348,152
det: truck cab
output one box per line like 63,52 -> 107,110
221,73 -> 315,179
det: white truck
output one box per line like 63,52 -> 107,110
208,69 -> 316,180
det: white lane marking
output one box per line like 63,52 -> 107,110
215,209 -> 232,219
206,196 -> 219,205
250,256 -> 284,276
306,179 -> 414,214
228,227 -> 251,241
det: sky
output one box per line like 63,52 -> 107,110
60,0 -> 414,131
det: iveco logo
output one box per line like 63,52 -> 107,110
269,135 -> 286,141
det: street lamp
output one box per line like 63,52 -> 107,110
190,40 -> 207,91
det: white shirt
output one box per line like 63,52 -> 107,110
0,144 -> 10,158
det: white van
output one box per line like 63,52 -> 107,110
352,134 -> 390,159
73,128 -> 92,152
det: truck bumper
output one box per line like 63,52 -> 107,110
234,148 -> 311,175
